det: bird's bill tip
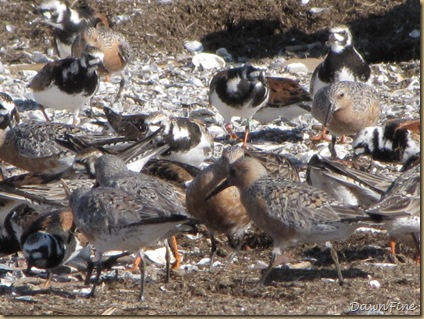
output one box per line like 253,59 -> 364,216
205,178 -> 231,201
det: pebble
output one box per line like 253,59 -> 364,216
285,62 -> 308,74
184,40 -> 203,53
216,48 -> 233,61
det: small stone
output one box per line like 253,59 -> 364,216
216,48 -> 233,61
184,40 -> 203,53
409,29 -> 420,39
285,62 -> 308,74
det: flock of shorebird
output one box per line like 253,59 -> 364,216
0,0 -> 420,302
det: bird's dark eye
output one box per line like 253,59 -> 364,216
229,167 -> 236,177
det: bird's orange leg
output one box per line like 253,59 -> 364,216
130,255 -> 142,272
310,126 -> 332,142
390,239 -> 396,256
169,236 -> 181,270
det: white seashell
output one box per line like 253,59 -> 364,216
197,257 -> 211,266
355,227 -> 387,234
6,25 -> 16,33
409,29 -> 420,39
369,280 -> 381,289
144,247 -> 176,265
308,7 -> 330,14
364,263 -> 397,268
74,287 -> 92,295
192,53 -> 225,70
321,278 -> 336,283
184,40 -> 203,53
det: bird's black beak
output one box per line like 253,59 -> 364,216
323,102 -> 334,127
205,178 -> 231,201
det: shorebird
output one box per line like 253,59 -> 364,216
206,156 -> 371,286
311,81 -> 380,157
209,63 -> 270,146
0,204 -> 39,257
0,92 -> 19,127
253,76 -> 311,124
306,154 -> 394,208
38,0 -> 110,58
69,185 -> 195,300
71,22 -> 133,100
0,121 -> 91,175
141,158 -> 200,188
352,118 -> 420,164
29,46 -> 104,124
103,106 -> 149,140
145,112 -> 214,167
366,164 -> 420,262
21,208 -> 93,288
310,25 -> 371,141
94,154 -> 189,276
186,146 -> 249,270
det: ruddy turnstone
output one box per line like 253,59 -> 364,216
141,158 -> 200,188
38,0 -> 110,58
311,81 -> 380,157
253,76 -> 311,124
352,118 -> 420,164
29,46 -> 104,124
206,156 -> 371,286
103,106 -> 149,140
366,164 -> 420,261
0,204 -> 39,257
209,63 -> 270,146
21,208 -> 92,288
0,92 -> 19,128
310,25 -> 371,141
310,25 -> 371,99
69,185 -> 195,300
186,146 -> 249,270
306,154 -> 394,208
145,112 -> 214,167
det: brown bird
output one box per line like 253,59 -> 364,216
186,146 -> 249,270
206,156 -> 372,287
311,81 -> 380,157
253,76 -> 311,124
72,22 -> 133,100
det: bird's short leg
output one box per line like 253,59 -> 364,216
209,232 -> 217,271
169,236 -> 181,270
329,135 -> 338,158
224,235 -> 242,270
310,126 -> 332,141
256,249 -> 277,289
138,254 -> 146,302
328,242 -> 344,286
38,104 -> 51,122
115,77 -> 126,102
